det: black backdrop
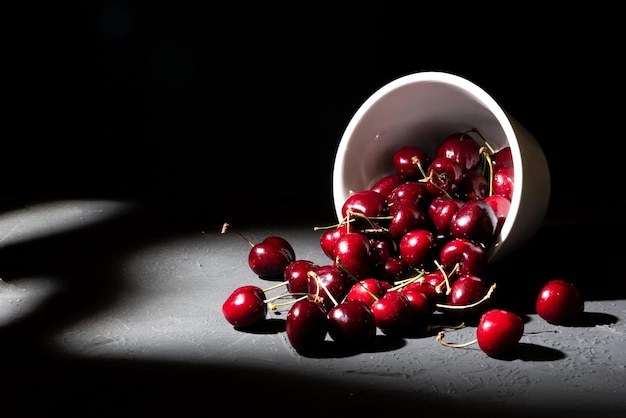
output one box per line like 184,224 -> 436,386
6,2 -> 623,224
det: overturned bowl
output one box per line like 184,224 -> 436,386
332,71 -> 550,264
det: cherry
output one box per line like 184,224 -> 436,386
425,156 -> 464,197
327,300 -> 377,346
374,256 -> 412,284
222,285 -> 267,328
492,167 -> 515,202
460,170 -> 489,201
428,195 -> 463,238
444,273 -> 491,317
222,224 -> 296,279
439,237 -> 486,276
476,309 -> 524,357
389,181 -> 431,209
319,223 -> 348,260
341,189 -> 388,219
392,145 -> 430,180
284,259 -> 318,294
286,298 -> 328,353
402,289 -> 434,334
333,232 -> 374,279
398,229 -> 435,269
370,173 -> 405,199
483,194 -> 511,235
536,279 -> 584,324
449,200 -> 498,246
491,146 -> 513,172
346,277 -> 387,306
402,274 -> 442,305
371,290 -> 414,336
436,131 -> 482,172
307,264 -> 351,312
388,204 -> 429,242
369,236 -> 397,266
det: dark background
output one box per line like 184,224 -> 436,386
5,2 -> 623,224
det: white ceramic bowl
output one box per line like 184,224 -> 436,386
332,71 -> 550,264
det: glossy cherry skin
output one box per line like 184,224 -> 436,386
398,229 -> 435,269
341,189 -> 388,219
425,156 -> 464,197
222,285 -> 267,328
436,131 -> 482,171
491,146 -> 513,172
333,232 -> 374,280
307,265 -> 351,312
449,200 -> 498,246
536,279 -> 584,324
284,259 -> 318,294
460,170 -> 489,201
248,236 -> 296,279
483,194 -> 511,235
476,309 -> 524,357
403,275 -> 442,305
388,205 -> 429,242
373,256 -> 412,284
445,274 -> 490,317
428,195 -> 463,237
439,237 -> 487,276
286,298 -> 328,353
492,167 -> 515,202
327,300 -> 377,346
370,174 -> 405,200
389,181 -> 432,209
346,278 -> 387,306
393,145 -> 430,180
371,290 -> 414,336
319,223 -> 348,260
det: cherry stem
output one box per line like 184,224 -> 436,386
435,282 -> 497,310
437,330 -> 478,349
262,281 -> 289,293
267,294 -> 308,311
388,270 -> 425,292
307,270 -> 339,307
221,223 -> 256,247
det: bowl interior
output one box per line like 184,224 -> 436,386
332,71 -> 540,262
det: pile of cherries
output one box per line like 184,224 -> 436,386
222,128 -> 584,357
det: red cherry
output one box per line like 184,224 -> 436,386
398,229 -> 435,269
445,274 -> 490,317
388,204 -> 429,242
319,223 -> 348,260
536,279 -> 584,324
346,277 -> 387,306
425,156 -> 464,197
333,232 -> 374,280
370,290 -> 414,336
492,167 -> 515,202
428,195 -> 463,238
449,200 -> 498,246
373,256 -> 412,284
370,173 -> 405,199
284,259 -> 318,294
222,285 -> 267,328
341,189 -> 388,219
402,289 -> 434,335
286,298 -> 328,353
389,181 -> 432,209
476,309 -> 524,357
436,131 -> 482,171
460,170 -> 489,201
327,300 -> 377,346
393,145 -> 430,180
307,265 -> 351,312
402,275 -> 442,305
491,146 -> 513,172
439,237 -> 487,276
483,194 -> 511,235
